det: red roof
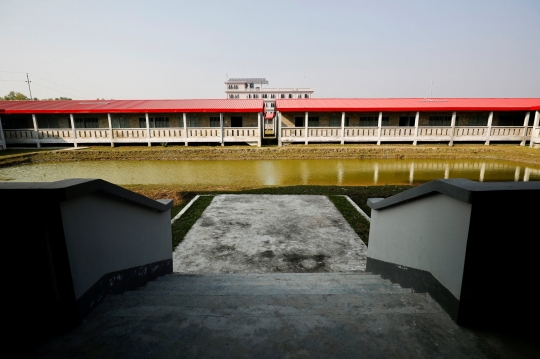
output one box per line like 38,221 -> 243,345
275,98 -> 540,112
264,112 -> 275,120
0,99 -> 264,114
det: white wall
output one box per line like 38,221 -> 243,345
368,193 -> 471,299
60,193 -> 172,299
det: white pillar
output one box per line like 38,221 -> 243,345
257,112 -> 262,147
485,111 -> 493,145
449,111 -> 457,146
524,167 -> 530,182
0,116 -> 6,150
32,114 -> 41,148
520,112 -> 530,146
145,113 -> 151,147
183,113 -> 188,146
107,113 -> 114,147
409,162 -> 415,185
413,111 -> 420,145
70,114 -> 77,148
340,112 -> 346,145
373,163 -> 379,185
220,113 -> 224,146
278,111 -> 283,147
514,167 -> 520,182
304,111 -> 308,145
377,111 -> 383,145
530,111 -> 540,149
479,162 -> 486,182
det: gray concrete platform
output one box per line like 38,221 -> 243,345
38,273 -> 508,359
173,195 -> 367,273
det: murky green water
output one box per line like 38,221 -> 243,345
0,159 -> 538,186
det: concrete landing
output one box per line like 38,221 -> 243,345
38,273 -> 499,358
173,195 -> 367,273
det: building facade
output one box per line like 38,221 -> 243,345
0,99 -> 265,148
1,98 -> 539,149
225,78 -> 314,113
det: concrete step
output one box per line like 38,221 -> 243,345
153,272 -> 386,286
39,273 -> 504,359
134,273 -> 411,295
99,292 -> 442,318
134,284 -> 412,296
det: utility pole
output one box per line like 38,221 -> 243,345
25,73 -> 33,100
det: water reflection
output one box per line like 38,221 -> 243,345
0,159 -> 538,186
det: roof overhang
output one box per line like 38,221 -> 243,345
275,98 -> 540,113
0,99 -> 265,115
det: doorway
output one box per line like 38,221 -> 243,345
231,116 -> 243,127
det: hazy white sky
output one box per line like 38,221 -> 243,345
1,0 -> 539,100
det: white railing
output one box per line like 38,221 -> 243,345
380,127 -> 415,137
345,127 -> 378,137
224,128 -> 258,138
3,124 -> 536,147
281,128 -> 305,138
113,128 -> 146,138
77,129 -> 110,139
453,127 -> 487,137
308,127 -> 341,138
489,126 -> 526,137
151,128 -> 184,138
4,129 -> 37,140
418,127 -> 452,137
39,129 -> 73,139
187,127 -> 221,138
532,128 -> 540,145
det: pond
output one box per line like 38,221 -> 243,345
0,159 -> 538,186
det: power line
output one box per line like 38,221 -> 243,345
31,82 -> 82,99
1,71 -> 98,99
29,73 -> 96,99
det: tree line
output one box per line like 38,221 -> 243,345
1,91 -> 72,101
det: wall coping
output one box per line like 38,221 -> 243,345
368,179 -> 540,211
0,178 -> 173,212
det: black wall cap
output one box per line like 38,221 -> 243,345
0,178 -> 173,212
368,179 -> 540,211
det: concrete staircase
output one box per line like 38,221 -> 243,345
39,272 -> 510,358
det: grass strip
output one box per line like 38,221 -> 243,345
128,184 -> 409,221
171,195 -> 214,250
328,195 -> 371,245
4,144 -> 540,168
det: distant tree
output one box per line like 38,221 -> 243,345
2,91 -> 29,100
55,97 -> 72,100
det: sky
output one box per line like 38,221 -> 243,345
1,0 -> 539,100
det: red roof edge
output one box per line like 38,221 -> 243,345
0,108 -> 262,115
277,106 -> 539,112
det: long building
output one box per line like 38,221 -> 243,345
1,98 -> 539,149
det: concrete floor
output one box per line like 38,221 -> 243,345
173,195 -> 367,273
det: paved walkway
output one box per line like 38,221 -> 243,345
173,195 -> 367,273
